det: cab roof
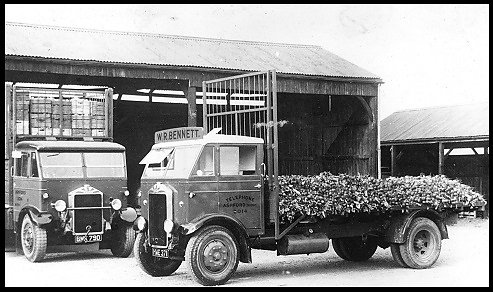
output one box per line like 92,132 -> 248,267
15,140 -> 125,151
151,133 -> 264,150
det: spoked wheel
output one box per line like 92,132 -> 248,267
133,232 -> 182,277
185,225 -> 239,286
20,214 -> 47,262
394,217 -> 441,269
332,236 -> 378,262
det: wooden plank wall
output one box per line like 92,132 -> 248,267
277,93 -> 378,177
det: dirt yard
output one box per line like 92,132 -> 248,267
4,218 -> 489,287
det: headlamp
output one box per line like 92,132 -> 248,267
110,198 -> 122,211
135,216 -> 147,231
54,200 -> 66,212
163,219 -> 174,233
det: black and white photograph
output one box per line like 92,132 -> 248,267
4,4 -> 489,287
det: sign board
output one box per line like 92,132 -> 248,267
155,127 -> 204,144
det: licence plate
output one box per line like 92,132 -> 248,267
75,234 -> 102,244
152,247 -> 169,258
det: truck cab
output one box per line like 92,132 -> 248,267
12,140 -> 136,262
134,127 -> 265,284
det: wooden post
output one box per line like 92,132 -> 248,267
148,89 -> 154,103
391,145 -> 397,176
186,86 -> 197,127
438,142 -> 444,175
106,88 -> 113,140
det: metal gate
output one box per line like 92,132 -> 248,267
202,70 -> 281,237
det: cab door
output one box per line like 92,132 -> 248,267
188,145 -> 219,221
13,151 -> 43,220
217,144 -> 264,236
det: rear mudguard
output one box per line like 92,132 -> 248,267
385,209 -> 449,244
180,213 -> 252,263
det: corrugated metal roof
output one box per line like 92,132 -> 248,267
5,22 -> 380,80
380,103 -> 489,143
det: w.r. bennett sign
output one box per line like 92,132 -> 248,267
154,127 -> 204,143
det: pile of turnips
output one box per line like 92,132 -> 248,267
278,172 -> 486,224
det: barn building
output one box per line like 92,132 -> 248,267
380,103 -> 489,217
5,22 -> 383,198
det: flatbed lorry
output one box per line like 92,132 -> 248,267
131,71 -> 480,285
5,83 -> 136,262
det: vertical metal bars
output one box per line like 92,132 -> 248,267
202,70 -> 280,238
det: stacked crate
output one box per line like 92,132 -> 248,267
30,96 -> 53,136
15,91 -> 30,135
90,100 -> 106,137
52,98 -> 72,136
13,88 -> 107,138
71,98 -> 92,136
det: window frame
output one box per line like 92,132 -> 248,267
14,151 -> 29,178
37,150 -> 126,179
191,145 -> 216,177
218,144 -> 259,177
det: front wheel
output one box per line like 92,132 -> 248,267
332,236 -> 377,262
20,214 -> 47,262
185,225 -> 239,286
133,232 -> 182,276
110,223 -> 136,257
394,217 -> 442,269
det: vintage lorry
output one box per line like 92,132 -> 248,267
5,83 -> 137,262
131,71 -> 475,285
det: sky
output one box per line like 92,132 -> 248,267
4,4 -> 490,119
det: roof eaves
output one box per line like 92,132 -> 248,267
5,54 -> 383,82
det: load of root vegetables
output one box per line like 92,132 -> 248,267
278,172 -> 486,224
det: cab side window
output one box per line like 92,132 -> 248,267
14,152 -> 29,177
219,146 -> 257,176
193,146 -> 215,176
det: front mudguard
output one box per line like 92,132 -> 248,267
27,208 -> 53,226
111,207 -> 138,224
179,213 -> 252,264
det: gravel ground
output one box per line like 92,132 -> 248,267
4,218 -> 489,287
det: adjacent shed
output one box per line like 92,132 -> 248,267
380,103 -> 489,216
5,22 -> 383,197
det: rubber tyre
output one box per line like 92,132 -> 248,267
111,223 -> 136,258
133,232 -> 182,277
332,238 -> 350,260
20,214 -> 47,262
333,236 -> 377,262
398,217 -> 441,269
185,225 -> 239,286
390,243 -> 409,267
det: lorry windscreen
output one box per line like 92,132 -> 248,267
39,152 -> 126,178
142,145 -> 202,179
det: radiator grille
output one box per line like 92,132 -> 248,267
148,193 -> 167,246
72,193 -> 103,234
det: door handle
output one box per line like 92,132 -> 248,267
254,184 -> 262,189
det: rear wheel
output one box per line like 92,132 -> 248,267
20,214 -> 47,262
133,232 -> 182,276
185,225 -> 239,286
390,243 -> 409,267
332,236 -> 377,262
395,217 -> 441,269
111,223 -> 136,258
332,238 -> 349,260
